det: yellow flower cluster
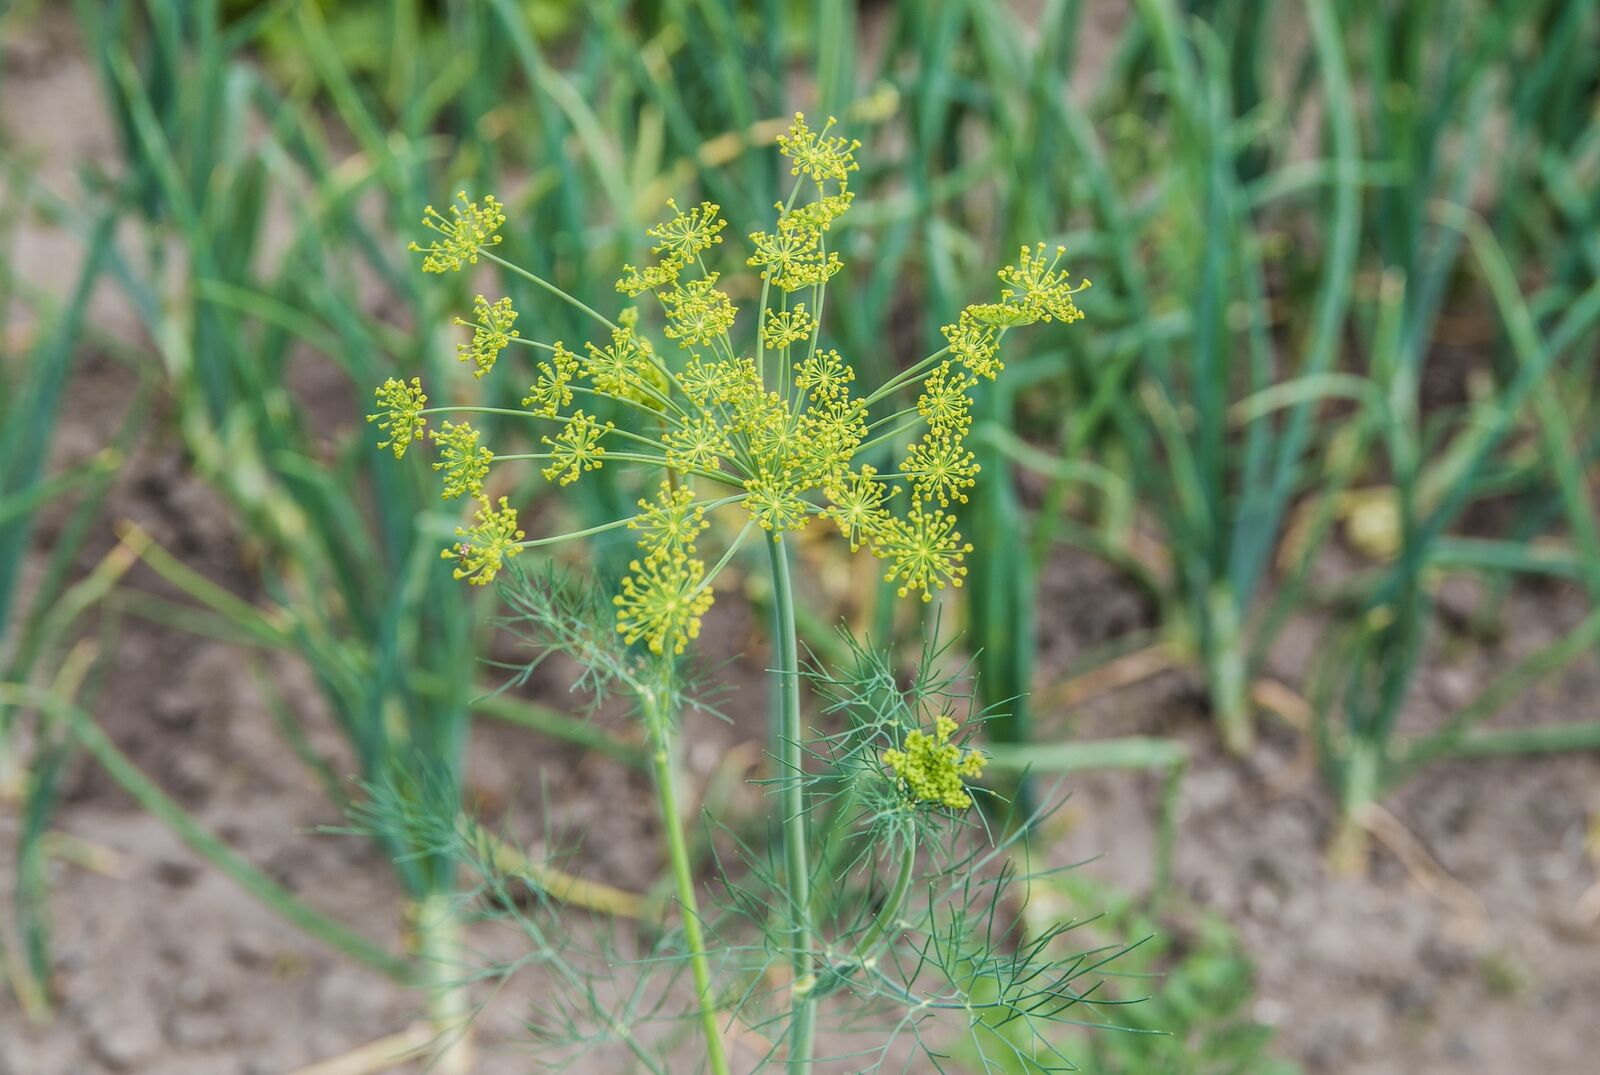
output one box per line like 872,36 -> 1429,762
455,295 -> 519,378
761,304 -> 813,350
584,315 -> 668,407
522,342 -> 578,417
382,114 -> 1089,622
660,275 -> 737,347
616,198 -> 726,298
443,496 -> 525,586
367,377 -> 427,459
408,192 -> 504,274
776,113 -> 861,184
614,551 -> 714,655
882,714 -> 986,810
430,420 -> 491,500
614,480 -> 716,655
541,410 -> 612,486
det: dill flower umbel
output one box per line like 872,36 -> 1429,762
367,377 -> 428,459
522,342 -> 579,417
541,410 -> 612,486
877,506 -> 974,599
883,714 -> 986,810
445,496 -> 525,586
409,192 -> 505,274
430,420 -> 491,500
776,113 -> 861,184
999,243 -> 1091,323
630,481 -> 710,559
613,553 -> 715,655
382,112 -> 1088,639
647,198 -> 726,261
759,304 -> 810,351
456,295 -> 519,377
660,275 -> 738,347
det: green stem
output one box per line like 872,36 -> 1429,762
1330,738 -> 1380,875
804,826 -> 918,1001
413,890 -> 473,1074
860,347 -> 951,408
766,536 -> 816,1067
854,829 -> 917,958
640,679 -> 730,1075
1206,584 -> 1253,754
480,249 -> 619,331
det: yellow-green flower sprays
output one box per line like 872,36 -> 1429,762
372,115 -> 1088,1071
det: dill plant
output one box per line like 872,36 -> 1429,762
377,116 -> 1095,1070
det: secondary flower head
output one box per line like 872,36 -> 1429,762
942,311 -> 1003,381
647,199 -> 726,261
430,420 -> 492,500
876,505 -> 974,601
745,470 -> 811,538
613,553 -> 715,655
902,430 -> 979,508
747,226 -> 842,293
663,416 -> 730,474
583,318 -> 667,406
823,466 -> 895,552
883,714 -> 986,810
917,362 -> 976,435
522,342 -> 579,417
761,304 -> 814,351
455,295 -> 519,378
794,348 -> 855,402
445,496 -> 524,586
630,481 -> 709,559
409,192 -> 505,274
998,243 -> 1091,324
541,410 -> 612,486
660,275 -> 737,348
367,377 -> 428,459
776,114 -> 861,185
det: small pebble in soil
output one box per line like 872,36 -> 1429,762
1246,882 -> 1281,920
1252,996 -> 1286,1026
84,989 -> 165,1070
1432,665 -> 1477,709
1386,981 -> 1434,1017
154,857 -> 200,889
168,1010 -> 232,1050
176,974 -> 220,1010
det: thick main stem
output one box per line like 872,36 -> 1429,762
413,890 -> 473,1075
767,536 -> 816,1067
641,682 -> 730,1075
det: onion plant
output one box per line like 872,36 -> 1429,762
1308,206 -> 1600,869
1244,0 -> 1600,863
0,190 -> 143,1018
56,0 -> 688,1065
380,115 -> 1109,1071
891,0 -> 1599,778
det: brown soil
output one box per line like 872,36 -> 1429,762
4,12 -> 1599,1075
